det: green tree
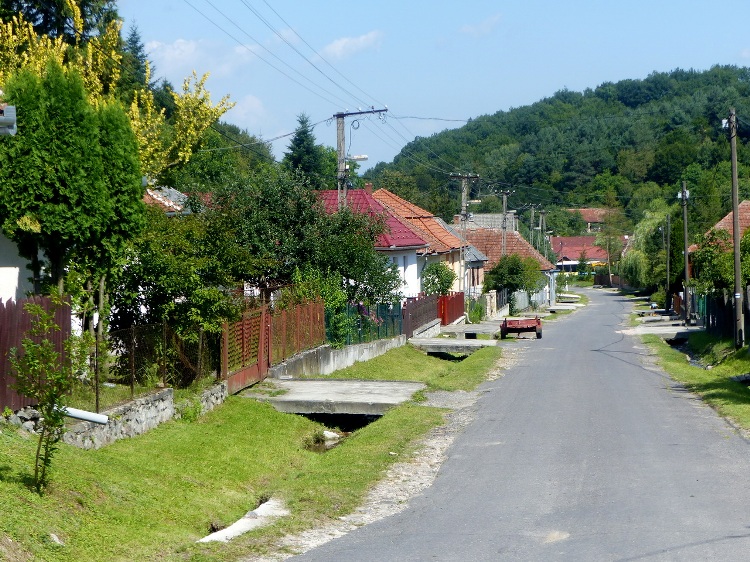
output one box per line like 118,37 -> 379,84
117,22 -> 150,104
0,0 -> 119,43
0,61 -> 142,298
484,254 -> 546,296
10,297 -> 80,493
283,113 -> 329,189
421,262 -> 457,296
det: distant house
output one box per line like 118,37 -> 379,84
567,208 -> 607,233
317,188 -> 428,298
688,200 -> 750,254
464,227 -> 557,305
550,235 -> 625,272
143,187 -> 190,216
372,188 -> 471,295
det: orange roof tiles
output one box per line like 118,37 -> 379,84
688,200 -> 750,253
372,189 -> 465,255
465,228 -> 555,271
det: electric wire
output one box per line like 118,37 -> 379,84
182,0 -> 351,108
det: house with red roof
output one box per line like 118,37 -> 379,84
317,188 -> 429,298
372,188 -> 482,295
550,235 -> 625,272
462,223 -> 558,306
688,200 -> 750,254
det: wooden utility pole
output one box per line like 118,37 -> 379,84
666,213 -> 670,303
451,173 -> 479,295
529,206 -> 536,250
334,108 -> 387,209
729,108 -> 744,347
499,190 -> 512,256
679,181 -> 691,325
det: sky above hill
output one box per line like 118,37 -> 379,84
117,0 -> 750,172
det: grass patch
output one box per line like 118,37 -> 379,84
0,342 -> 499,560
642,334 -> 750,429
306,344 -> 502,392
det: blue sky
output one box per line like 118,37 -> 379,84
117,1 -> 750,171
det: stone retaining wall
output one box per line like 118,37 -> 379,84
62,381 -> 229,450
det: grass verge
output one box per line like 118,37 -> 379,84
0,343 -> 500,561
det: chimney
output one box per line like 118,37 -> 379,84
365,182 -> 373,195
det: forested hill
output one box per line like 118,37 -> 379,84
365,65 -> 750,236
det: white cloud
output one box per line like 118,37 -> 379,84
320,30 -> 383,60
460,13 -> 502,38
224,94 -> 268,130
741,48 -> 750,59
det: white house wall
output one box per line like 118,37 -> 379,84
0,233 -> 33,302
384,250 -> 420,298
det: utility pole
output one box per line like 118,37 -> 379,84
539,210 -> 547,256
499,190 -> 513,256
678,181 -> 691,325
529,206 -> 536,250
666,213 -> 670,306
334,107 -> 387,210
729,108 -> 744,347
451,173 -> 479,296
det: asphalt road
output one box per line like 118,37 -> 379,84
294,288 -> 750,561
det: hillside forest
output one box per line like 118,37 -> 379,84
363,65 -> 750,295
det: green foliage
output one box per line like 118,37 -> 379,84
421,261 -> 457,296
282,113 -> 332,189
0,60 -> 143,303
484,254 -> 546,296
691,228 -> 734,294
0,0 -> 119,43
9,297 -> 75,493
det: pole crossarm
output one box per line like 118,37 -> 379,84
335,108 -> 388,209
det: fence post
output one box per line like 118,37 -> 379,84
95,329 -> 100,414
161,321 -> 167,387
130,325 -> 135,400
221,322 -> 228,378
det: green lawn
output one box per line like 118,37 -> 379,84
0,343 -> 501,561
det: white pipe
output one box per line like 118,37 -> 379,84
61,406 -> 108,425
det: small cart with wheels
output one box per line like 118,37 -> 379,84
500,317 -> 542,339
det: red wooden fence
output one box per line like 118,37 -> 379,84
438,292 -> 465,325
0,297 -> 71,411
222,300 -> 326,394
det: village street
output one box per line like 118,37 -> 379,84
293,288 -> 750,561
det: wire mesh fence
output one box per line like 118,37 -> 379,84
326,302 -> 403,346
68,322 -> 219,414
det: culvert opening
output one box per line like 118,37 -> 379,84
303,413 -> 381,432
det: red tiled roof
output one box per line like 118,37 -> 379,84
567,208 -> 607,224
688,200 -> 750,253
372,189 -> 465,254
550,236 -> 613,261
465,228 -> 555,271
317,189 -> 428,250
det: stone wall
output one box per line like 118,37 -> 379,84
63,388 -> 175,450
61,382 -> 229,450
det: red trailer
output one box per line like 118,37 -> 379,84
500,317 -> 542,339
